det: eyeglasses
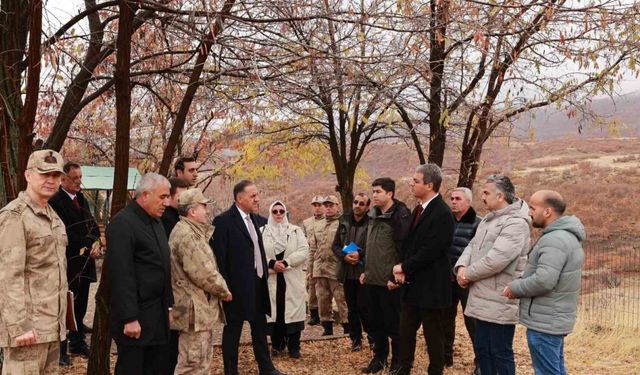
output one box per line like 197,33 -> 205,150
353,200 -> 367,207
272,209 -> 286,215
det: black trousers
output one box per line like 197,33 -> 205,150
159,329 -> 180,375
222,277 -> 274,375
366,284 -> 401,362
443,281 -> 476,363
115,344 -> 167,375
67,273 -> 91,347
398,302 -> 447,375
344,278 -> 370,341
271,326 -> 301,354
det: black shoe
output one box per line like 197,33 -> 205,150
59,353 -> 72,366
351,338 -> 362,352
69,341 -> 91,357
271,348 -> 284,357
472,367 -> 481,375
288,350 -> 301,359
308,308 -> 320,325
321,321 -> 333,336
82,324 -> 93,333
361,358 -> 386,373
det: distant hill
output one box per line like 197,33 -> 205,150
512,90 -> 640,140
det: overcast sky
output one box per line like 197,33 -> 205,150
44,0 -> 640,97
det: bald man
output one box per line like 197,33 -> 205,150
503,190 -> 585,375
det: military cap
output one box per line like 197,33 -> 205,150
179,188 -> 212,206
310,195 -> 325,204
323,195 -> 340,204
26,149 -> 64,174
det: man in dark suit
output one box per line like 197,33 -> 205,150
211,180 -> 285,375
105,173 -> 174,375
391,164 -> 455,375
49,162 -> 102,364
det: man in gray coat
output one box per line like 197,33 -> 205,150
504,190 -> 585,375
455,175 -> 530,375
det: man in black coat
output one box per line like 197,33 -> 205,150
105,173 -> 174,375
49,162 -> 102,364
392,164 -> 455,375
211,180 -> 285,375
443,187 -> 481,374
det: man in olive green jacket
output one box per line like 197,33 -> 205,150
0,150 -> 68,374
169,189 -> 231,375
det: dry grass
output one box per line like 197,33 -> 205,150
565,318 -> 640,374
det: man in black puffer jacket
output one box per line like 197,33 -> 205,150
444,187 -> 481,374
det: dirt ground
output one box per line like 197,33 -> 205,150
55,262 -> 640,375
60,305 -> 637,375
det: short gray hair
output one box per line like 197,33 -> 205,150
135,172 -> 170,198
486,175 -> 516,204
415,163 -> 443,192
178,203 -> 199,217
452,187 -> 473,202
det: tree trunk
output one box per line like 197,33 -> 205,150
15,0 -> 42,191
0,0 -> 29,205
87,1 -> 135,374
426,0 -> 448,167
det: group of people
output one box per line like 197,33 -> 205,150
0,150 -> 585,375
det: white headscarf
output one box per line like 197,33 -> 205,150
267,200 -> 289,254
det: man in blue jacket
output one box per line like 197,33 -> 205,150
504,190 -> 585,375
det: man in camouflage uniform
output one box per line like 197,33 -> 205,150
301,195 -> 325,326
169,188 -> 231,375
0,150 -> 68,374
310,195 -> 348,336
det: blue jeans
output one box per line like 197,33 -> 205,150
474,319 -> 515,375
527,329 -> 567,375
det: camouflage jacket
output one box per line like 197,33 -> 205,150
302,216 -> 323,274
0,192 -> 68,347
169,217 -> 230,332
311,214 -> 341,279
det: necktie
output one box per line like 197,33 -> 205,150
412,205 -> 424,228
72,196 -> 81,210
245,215 -> 264,278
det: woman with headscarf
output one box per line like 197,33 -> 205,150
261,200 -> 309,358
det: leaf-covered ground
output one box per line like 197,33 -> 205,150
60,311 -> 637,375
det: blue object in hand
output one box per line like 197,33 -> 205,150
342,242 -> 364,267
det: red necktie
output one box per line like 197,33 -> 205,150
72,196 -> 81,209
412,205 -> 424,228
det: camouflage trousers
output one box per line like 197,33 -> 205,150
1,342 -> 58,375
307,276 -> 318,310
314,277 -> 348,323
175,329 -> 213,375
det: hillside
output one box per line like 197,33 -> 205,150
512,91 -> 640,140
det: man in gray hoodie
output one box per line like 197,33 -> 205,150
504,190 -> 584,375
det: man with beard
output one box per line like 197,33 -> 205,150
504,190 -> 584,375
332,193 -> 371,351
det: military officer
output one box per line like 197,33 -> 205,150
0,150 -> 68,374
169,188 -> 232,375
301,195 -> 325,325
311,195 -> 349,336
